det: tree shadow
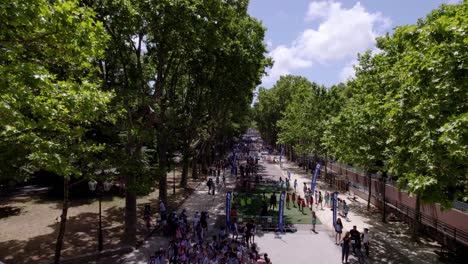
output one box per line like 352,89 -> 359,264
0,205 -> 154,264
344,198 -> 442,264
0,205 -> 22,219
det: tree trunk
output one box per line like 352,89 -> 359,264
366,170 -> 372,211
201,145 -> 208,175
157,131 -> 168,204
123,173 -> 137,246
191,159 -> 198,179
288,145 -> 293,162
180,154 -> 190,188
54,178 -> 69,264
411,194 -> 421,241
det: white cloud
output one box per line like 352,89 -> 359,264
339,59 -> 357,82
264,1 -> 390,86
446,0 -> 461,5
262,45 -> 313,84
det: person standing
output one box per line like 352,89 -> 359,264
286,192 -> 291,209
207,178 -> 212,195
211,181 -> 216,195
312,211 -> 317,232
200,211 -> 208,233
269,192 -> 277,210
341,232 -> 351,263
297,195 -> 302,211
193,211 -> 200,230
159,201 -> 167,222
292,192 -> 296,207
335,218 -> 344,245
318,191 -> 323,210
324,191 -> 330,208
294,179 -> 298,192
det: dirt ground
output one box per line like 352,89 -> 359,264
0,170 -> 202,264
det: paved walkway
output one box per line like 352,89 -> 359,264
103,156 -> 443,264
119,170 -> 237,264
276,158 -> 442,264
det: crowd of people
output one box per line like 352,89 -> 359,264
149,207 -> 271,264
334,218 -> 370,264
147,144 -> 373,264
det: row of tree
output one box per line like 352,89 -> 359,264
1,0 -> 270,262
254,2 -> 467,238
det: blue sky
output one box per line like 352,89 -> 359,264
248,0 -> 460,88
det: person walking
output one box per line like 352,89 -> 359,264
341,231 -> 351,263
294,179 -> 298,192
286,192 -> 291,209
335,218 -> 344,245
350,225 -> 361,254
362,228 -> 370,256
211,181 -> 216,195
303,182 -> 308,196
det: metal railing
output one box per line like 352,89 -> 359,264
385,198 -> 468,247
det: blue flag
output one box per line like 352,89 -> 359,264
332,192 -> 338,226
231,152 -> 237,174
226,191 -> 232,229
311,164 -> 321,194
278,191 -> 286,233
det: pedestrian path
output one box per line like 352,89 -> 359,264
119,170 -> 237,264
276,158 -> 442,264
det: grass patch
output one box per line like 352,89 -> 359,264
232,184 -> 321,225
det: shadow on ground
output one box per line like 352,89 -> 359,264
0,182 -> 199,264
0,205 -> 22,219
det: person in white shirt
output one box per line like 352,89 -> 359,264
362,228 -> 370,256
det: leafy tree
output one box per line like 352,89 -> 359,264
0,0 -> 113,262
324,51 -> 388,210
380,2 -> 467,238
254,75 -> 308,148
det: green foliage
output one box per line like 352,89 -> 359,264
0,0 -> 114,181
255,2 -> 467,209
380,2 -> 468,207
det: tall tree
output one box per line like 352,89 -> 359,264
0,0 -> 113,262
380,3 -> 467,239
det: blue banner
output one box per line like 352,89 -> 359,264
310,164 -> 321,194
231,152 -> 237,174
226,191 -> 232,229
278,191 -> 285,233
332,192 -> 338,226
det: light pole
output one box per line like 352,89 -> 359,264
173,156 -> 181,195
88,179 -> 112,251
